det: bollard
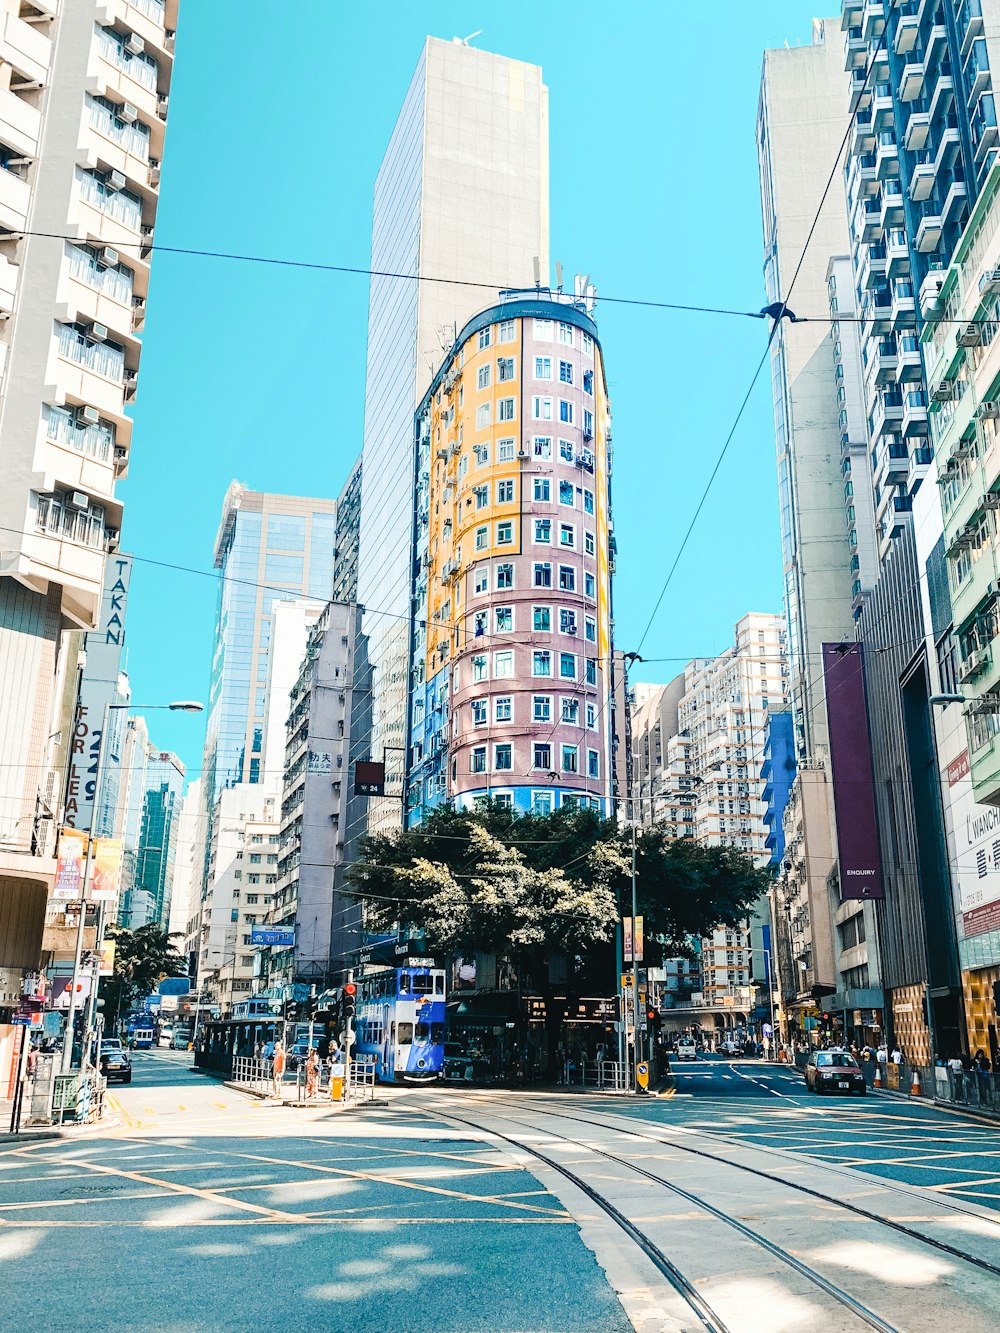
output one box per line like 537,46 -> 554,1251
910,1066 -> 922,1097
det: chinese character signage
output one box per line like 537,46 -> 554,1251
53,829 -> 87,900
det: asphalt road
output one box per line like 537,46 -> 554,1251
4,1051 -> 1000,1331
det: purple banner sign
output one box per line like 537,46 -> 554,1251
822,643 -> 884,900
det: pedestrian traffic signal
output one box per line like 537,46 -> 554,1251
286,1000 -> 301,1022
342,982 -> 357,1022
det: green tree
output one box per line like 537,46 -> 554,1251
99,923 -> 186,1030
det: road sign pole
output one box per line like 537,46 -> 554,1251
343,970 -> 353,1101
631,823 -> 639,1095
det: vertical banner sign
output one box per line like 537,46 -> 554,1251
91,837 -> 122,905
64,554 -> 132,834
623,916 -> 644,962
99,939 -> 116,977
822,643 -> 884,900
53,829 -> 87,900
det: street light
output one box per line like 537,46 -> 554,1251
929,694 -> 967,706
61,700 -> 204,1073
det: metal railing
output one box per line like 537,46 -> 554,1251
50,1071 -> 105,1125
560,1058 -> 627,1092
348,1056 -> 378,1101
230,1056 -> 273,1094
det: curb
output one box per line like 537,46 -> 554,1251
1,1113 -> 122,1144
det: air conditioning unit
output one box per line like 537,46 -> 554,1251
517,449 -> 528,459
106,169 -> 127,192
119,102 -> 138,124
984,493 -> 1000,510
978,401 -> 1000,419
95,246 -> 119,269
89,322 -> 109,342
958,322 -> 982,347
125,33 -> 145,55
76,404 -> 100,427
157,94 -> 169,120
960,648 -> 988,681
933,381 -> 954,402
979,267 -> 1000,295
436,448 -> 448,461
69,491 -> 90,511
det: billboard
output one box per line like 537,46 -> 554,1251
90,837 -> 122,904
251,927 -> 295,947
823,643 -> 884,900
52,829 -> 87,900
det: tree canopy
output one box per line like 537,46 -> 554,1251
99,923 -> 187,1025
346,804 -> 770,969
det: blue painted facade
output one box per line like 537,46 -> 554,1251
761,709 -> 796,870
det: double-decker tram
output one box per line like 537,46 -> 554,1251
353,963 -> 446,1083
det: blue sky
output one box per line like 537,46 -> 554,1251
123,0 -> 825,771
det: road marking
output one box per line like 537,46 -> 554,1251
0,1215 -> 578,1228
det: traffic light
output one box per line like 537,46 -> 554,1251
342,982 -> 357,1022
286,1000 -> 301,1023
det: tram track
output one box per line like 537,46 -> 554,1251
488,1093 -> 1000,1281
426,1099 -> 907,1333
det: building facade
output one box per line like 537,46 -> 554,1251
0,0 -> 177,996
350,37 -> 550,846
332,456 -> 362,605
132,747 -> 184,927
406,291 -> 613,821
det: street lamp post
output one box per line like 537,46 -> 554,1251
60,701 -> 202,1074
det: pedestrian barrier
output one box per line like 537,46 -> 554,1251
348,1055 -> 378,1101
50,1071 -> 105,1125
562,1058 -> 627,1092
230,1056 -> 273,1095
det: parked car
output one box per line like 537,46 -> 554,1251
171,1029 -> 191,1050
99,1039 -> 132,1084
157,1026 -> 174,1049
675,1037 -> 698,1061
442,1043 -> 475,1082
805,1048 -> 866,1096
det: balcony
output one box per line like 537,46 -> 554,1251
852,109 -> 876,155
900,58 -> 925,103
928,73 -> 955,124
902,389 -> 929,437
871,392 -> 904,436
909,157 -> 936,201
0,163 -> 29,230
841,0 -> 864,28
925,23 -> 948,68
869,338 -> 898,384
904,106 -> 931,151
858,198 -> 883,243
845,27 -> 868,71
965,39 -> 991,100
877,440 -> 909,486
886,228 -> 909,279
879,179 -> 905,228
890,281 -> 915,328
919,263 -> 946,316
859,242 -> 887,289
872,82 -> 895,130
943,177 -> 968,225
909,446 -> 934,483
849,152 -> 878,203
893,13 -> 918,55
915,201 -> 944,252
861,288 -> 892,334
862,0 -> 885,40
960,0 -> 984,57
875,132 -> 899,179
895,333 -> 923,382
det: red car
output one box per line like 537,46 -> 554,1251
804,1049 -> 866,1096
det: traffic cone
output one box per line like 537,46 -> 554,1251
910,1067 -> 922,1097
873,1063 -> 883,1089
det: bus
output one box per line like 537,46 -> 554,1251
352,965 -> 446,1083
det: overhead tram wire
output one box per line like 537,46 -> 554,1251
633,30 -> 888,660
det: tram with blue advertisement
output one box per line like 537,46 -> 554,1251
353,962 -> 446,1083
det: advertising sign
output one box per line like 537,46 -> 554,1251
250,928 -> 295,947
90,837 -> 122,903
822,643 -> 884,899
52,829 -> 87,900
623,915 -> 644,962
353,760 -> 386,796
64,554 -> 132,835
98,939 -> 116,977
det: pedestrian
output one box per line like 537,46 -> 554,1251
890,1045 -> 902,1065
972,1049 -> 992,1101
262,1037 -> 275,1061
947,1053 -> 966,1099
271,1040 -> 286,1098
305,1047 -> 319,1100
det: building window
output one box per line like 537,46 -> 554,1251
534,562 -> 552,587
583,409 -> 594,437
533,650 -> 552,677
586,702 -> 596,728
558,322 -> 574,346
495,743 -> 512,771
534,356 -> 552,379
559,439 -> 574,461
533,436 -> 552,459
534,518 -> 551,543
583,489 -> 595,514
498,319 -> 515,342
475,526 -> 488,550
494,650 -> 514,678
583,369 -> 594,394
560,608 -> 577,635
533,478 -> 551,502
497,479 -> 514,504
584,572 -> 595,597
533,742 -> 552,770
585,531 -> 595,556
560,652 -> 576,680
495,696 -> 512,723
559,360 -> 574,384
559,400 -> 574,424
474,443 -> 489,467
497,439 -> 516,462
472,699 -> 487,726
498,397 -> 515,422
472,654 -> 488,681
478,327 -> 491,350
562,698 -> 580,723
532,790 -> 554,815
471,746 -> 487,773
474,485 -> 489,510
588,750 -> 600,779
559,565 -> 575,592
533,694 -> 552,721
475,569 -> 488,594
533,605 -> 551,632
497,357 -> 515,381
559,480 -> 574,507
495,605 -> 513,632
533,396 -> 553,420
534,318 -> 553,339
496,563 -> 513,588
583,332 -> 593,354
561,744 -> 578,772
586,659 -> 597,685
477,364 -> 491,390
476,403 -> 490,430
585,616 -> 596,642
559,524 -> 575,548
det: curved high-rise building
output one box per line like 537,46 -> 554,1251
408,288 -> 614,820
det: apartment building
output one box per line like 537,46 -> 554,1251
407,288 -> 614,821
630,677 -> 688,832
350,37 -> 549,846
0,0 -> 177,994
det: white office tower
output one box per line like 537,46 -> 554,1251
352,37 -> 549,838
0,1 -> 177,978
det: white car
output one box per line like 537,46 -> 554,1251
675,1038 -> 698,1060
157,1027 -> 174,1048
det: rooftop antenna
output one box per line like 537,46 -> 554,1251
453,30 -> 483,46
555,261 -> 563,291
532,255 -> 541,288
